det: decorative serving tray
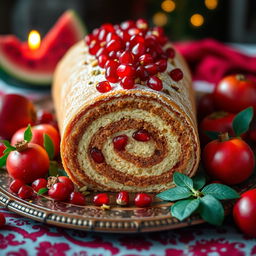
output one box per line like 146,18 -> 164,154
0,169 -> 255,233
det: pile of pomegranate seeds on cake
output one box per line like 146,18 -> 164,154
84,19 -> 183,93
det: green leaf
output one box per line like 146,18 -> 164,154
24,124 -> 33,142
192,173 -> 206,190
43,134 -> 55,160
199,195 -> 224,226
171,198 -> 200,221
202,183 -> 240,200
49,161 -> 58,176
0,153 -> 9,167
173,172 -> 193,190
157,186 -> 193,201
232,107 -> 254,137
37,187 -> 48,195
1,140 -> 15,149
205,131 -> 219,140
3,147 -> 14,155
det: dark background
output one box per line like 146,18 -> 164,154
0,0 -> 255,43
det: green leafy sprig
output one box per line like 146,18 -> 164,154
156,172 -> 240,226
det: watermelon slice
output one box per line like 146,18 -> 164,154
0,10 -> 86,86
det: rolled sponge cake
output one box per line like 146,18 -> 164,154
53,32 -> 200,192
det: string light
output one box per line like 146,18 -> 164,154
205,0 -> 218,10
153,12 -> 168,26
190,14 -> 204,27
161,0 -> 176,13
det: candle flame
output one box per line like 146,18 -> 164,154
28,30 -> 41,50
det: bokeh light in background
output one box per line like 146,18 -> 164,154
152,12 -> 168,26
161,0 -> 176,13
205,0 -> 218,10
190,14 -> 204,27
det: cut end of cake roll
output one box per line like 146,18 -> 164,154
53,20 -> 200,193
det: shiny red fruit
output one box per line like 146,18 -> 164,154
48,182 -> 70,201
57,176 -> 74,194
169,68 -> 183,81
105,65 -> 119,83
120,77 -> 135,89
36,110 -> 54,124
0,213 -> 6,227
98,54 -> 108,68
133,130 -> 150,142
119,51 -> 134,64
106,39 -> 123,52
69,192 -> 86,205
9,179 -> 24,193
121,20 -> 135,30
203,135 -> 255,185
134,193 -> 152,207
113,135 -> 128,150
32,178 -> 47,192
233,189 -> 256,237
130,35 -> 145,46
144,64 -> 158,76
147,76 -> 163,91
214,74 -> 256,113
117,64 -> 135,78
0,94 -> 35,139
88,41 -> 100,55
136,66 -> 149,81
197,93 -> 216,121
132,43 -> 145,57
85,34 -> 95,45
136,18 -> 148,30
165,47 -> 175,59
96,81 -> 112,93
18,185 -> 34,199
93,193 -> 109,206
11,124 -> 60,157
139,54 -> 153,65
116,191 -> 129,206
156,59 -> 167,72
90,148 -> 105,163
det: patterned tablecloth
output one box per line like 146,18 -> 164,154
1,55 -> 256,255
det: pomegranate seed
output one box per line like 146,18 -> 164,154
32,178 -> 47,192
69,192 -> 86,205
144,64 -> 158,75
118,30 -> 130,42
104,59 -> 118,69
93,193 -> 109,206
113,135 -> 128,150
136,66 -> 149,81
58,176 -> 74,194
147,76 -> 163,91
101,23 -> 115,32
116,51 -> 122,58
116,191 -> 129,206
0,213 -> 6,227
96,81 -> 112,93
130,35 -> 145,46
85,34 -> 96,45
106,32 -> 119,42
96,47 -> 108,58
117,64 -> 135,78
106,65 -> 119,83
98,54 -> 108,68
128,28 -> 140,36
145,36 -> 157,48
153,26 -> 164,36
121,20 -> 135,30
120,77 -> 135,89
48,183 -> 70,201
156,59 -> 167,72
134,193 -> 152,207
169,68 -> 184,81
92,28 -> 100,37
106,39 -> 123,52
165,47 -> 175,59
133,129 -> 150,142
139,54 -> 153,65
9,179 -> 24,193
89,41 -> 100,55
119,51 -> 134,64
90,148 -> 105,163
36,110 -> 54,124
132,43 -> 146,57
146,48 -> 158,60
98,29 -> 107,41
108,51 -> 117,59
18,185 -> 34,199
136,19 -> 148,30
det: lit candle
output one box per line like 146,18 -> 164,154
28,30 -> 41,50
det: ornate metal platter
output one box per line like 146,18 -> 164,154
0,169 -> 255,233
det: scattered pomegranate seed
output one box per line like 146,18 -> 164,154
58,176 -> 74,194
132,43 -> 145,57
116,191 -> 129,206
119,51 -> 134,64
98,54 -> 108,68
0,142 -> 6,157
113,135 -> 128,150
105,65 -> 119,83
9,179 -> 24,193
93,193 -> 109,206
169,68 -> 184,81
117,64 -> 135,78
0,213 -> 6,227
144,64 -> 158,75
156,59 -> 167,72
133,129 -> 150,142
147,76 -> 163,91
96,81 -> 112,93
139,54 -> 153,65
32,178 -> 47,192
136,66 -> 149,81
69,192 -> 86,205
36,110 -> 54,124
90,148 -> 105,163
165,47 -> 175,59
18,185 -> 34,200
120,77 -> 135,89
48,183 -> 70,201
134,193 -> 152,207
